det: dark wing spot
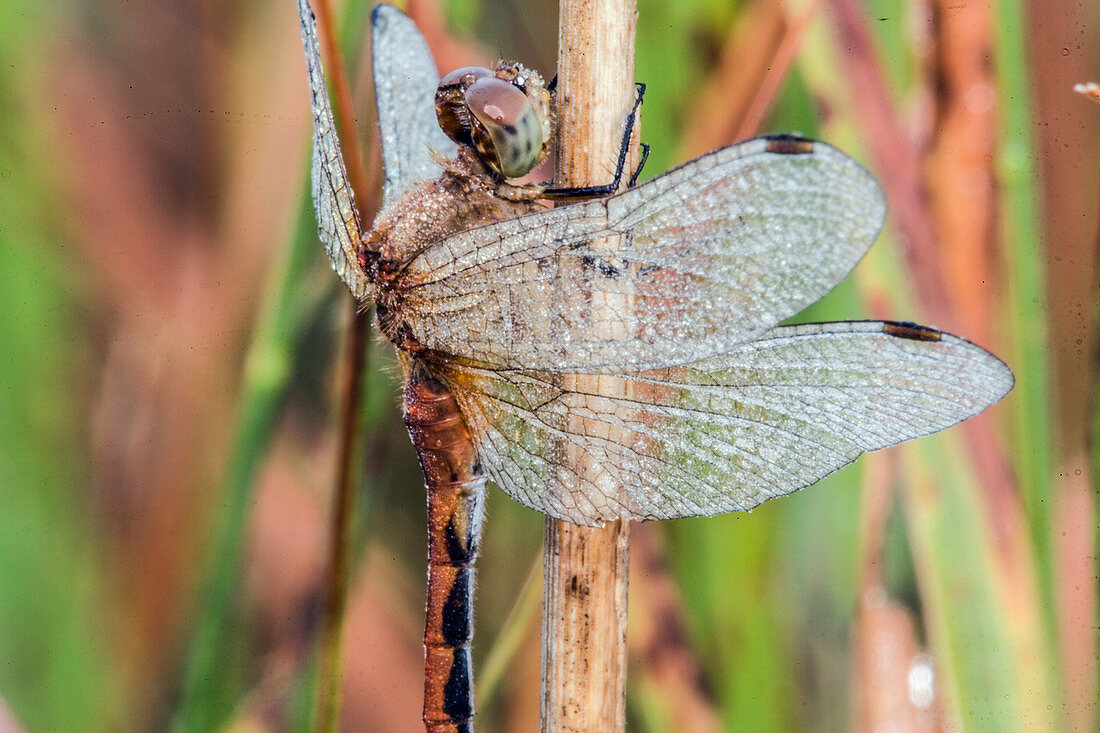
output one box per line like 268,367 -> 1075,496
883,321 -> 943,342
764,134 -> 815,155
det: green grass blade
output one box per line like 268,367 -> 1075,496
0,3 -> 121,729
173,177 -> 331,731
993,0 -> 1055,615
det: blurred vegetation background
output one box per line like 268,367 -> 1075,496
0,0 -> 1096,730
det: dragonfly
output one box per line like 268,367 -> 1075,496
297,1 -> 1013,730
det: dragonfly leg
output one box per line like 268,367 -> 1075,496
629,142 -> 650,188
540,81 -> 648,199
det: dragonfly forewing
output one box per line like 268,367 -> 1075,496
298,0 -> 371,299
397,137 -> 887,372
444,321 -> 1014,525
371,5 -> 458,209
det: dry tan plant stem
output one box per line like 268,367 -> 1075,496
540,0 -> 638,731
310,1 -> 376,730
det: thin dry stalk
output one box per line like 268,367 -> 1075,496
1033,8 -> 1100,726
310,0 -> 373,213
541,0 -> 638,731
314,305 -> 368,733
734,0 -> 826,143
676,1 -> 788,159
830,0 -> 1022,546
308,1 -> 378,730
677,0 -> 824,159
852,454 -> 944,731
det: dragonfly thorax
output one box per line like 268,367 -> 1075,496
370,147 -> 546,267
369,147 -> 548,354
435,62 -> 551,180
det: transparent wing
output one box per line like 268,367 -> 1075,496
298,0 -> 371,299
442,321 -> 1014,525
371,4 -> 457,208
399,137 -> 887,372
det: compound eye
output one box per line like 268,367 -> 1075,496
439,66 -> 494,89
466,77 -> 545,178
435,66 -> 495,146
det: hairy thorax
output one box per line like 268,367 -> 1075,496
368,147 -> 548,352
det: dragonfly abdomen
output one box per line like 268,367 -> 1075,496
405,370 -> 486,732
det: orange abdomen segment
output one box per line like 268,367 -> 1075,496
404,371 -> 486,732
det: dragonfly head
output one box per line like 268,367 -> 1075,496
435,62 -> 551,180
